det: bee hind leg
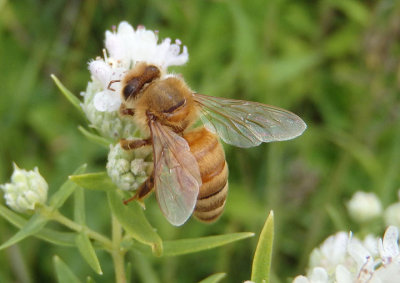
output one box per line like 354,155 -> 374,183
120,138 -> 152,150
124,172 -> 154,205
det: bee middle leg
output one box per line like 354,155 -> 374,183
124,171 -> 154,204
120,138 -> 152,150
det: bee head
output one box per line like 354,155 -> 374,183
122,64 -> 160,101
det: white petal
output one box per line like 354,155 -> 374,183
348,236 -> 371,267
292,276 -> 310,283
93,91 -> 121,112
89,60 -> 113,88
335,265 -> 353,283
379,226 -> 400,264
309,267 -> 329,282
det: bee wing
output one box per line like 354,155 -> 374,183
194,93 -> 307,148
150,120 -> 202,226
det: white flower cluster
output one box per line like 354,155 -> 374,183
107,143 -> 153,191
346,190 -> 400,228
293,226 -> 400,283
0,164 -> 48,213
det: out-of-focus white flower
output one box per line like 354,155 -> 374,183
107,142 -> 153,191
0,164 -> 48,213
293,226 -> 400,283
87,21 -> 188,113
384,203 -> 400,228
347,191 -> 382,222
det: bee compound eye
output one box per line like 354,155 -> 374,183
123,78 -> 141,100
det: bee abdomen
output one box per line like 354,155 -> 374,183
183,128 -> 229,223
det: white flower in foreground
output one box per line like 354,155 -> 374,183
82,21 -> 189,140
0,164 -> 48,213
347,191 -> 382,222
293,226 -> 400,283
107,143 -> 153,191
293,267 -> 329,283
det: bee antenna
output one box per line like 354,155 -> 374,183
107,80 -> 121,91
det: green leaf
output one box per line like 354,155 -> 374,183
49,164 -> 87,210
78,126 -> 112,148
51,74 -> 85,116
251,211 -> 274,283
74,187 -> 85,224
198,273 -> 226,283
132,252 -> 160,283
162,232 -> 254,257
53,255 -> 81,283
0,213 -> 48,250
70,172 -> 115,192
86,277 -> 96,283
107,190 -> 163,256
0,204 -> 75,246
75,233 -> 103,275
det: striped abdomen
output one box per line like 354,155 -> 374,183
183,127 -> 228,222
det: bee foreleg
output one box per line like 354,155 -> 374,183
123,172 -> 154,205
120,138 -> 152,150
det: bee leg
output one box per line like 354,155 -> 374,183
120,138 -> 152,150
123,172 -> 154,205
107,79 -> 121,91
119,104 -> 135,117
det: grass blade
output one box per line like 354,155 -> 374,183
251,211 -> 274,283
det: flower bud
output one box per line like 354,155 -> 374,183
0,164 -> 48,213
106,143 -> 153,191
347,191 -> 382,222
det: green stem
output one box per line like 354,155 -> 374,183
41,206 -> 113,251
112,215 -> 127,283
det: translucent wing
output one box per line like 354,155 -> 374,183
150,120 -> 202,226
194,94 -> 307,148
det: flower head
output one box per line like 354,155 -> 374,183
81,22 -> 189,140
86,21 -> 188,113
293,226 -> 400,283
107,142 -> 153,191
347,191 -> 382,222
0,163 -> 48,213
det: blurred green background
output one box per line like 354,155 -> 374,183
1,0 -> 400,282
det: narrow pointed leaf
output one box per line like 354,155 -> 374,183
78,126 -> 112,148
162,232 -> 254,257
86,277 -> 96,283
53,255 -> 81,283
74,187 -> 85,224
107,190 -> 163,256
251,211 -> 274,283
198,273 -> 226,283
75,233 -> 103,275
0,213 -> 48,250
0,204 -> 75,246
51,74 -> 84,116
70,172 -> 115,192
49,164 -> 87,210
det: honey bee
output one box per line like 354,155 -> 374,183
108,62 -> 306,226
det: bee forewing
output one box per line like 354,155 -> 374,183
194,94 -> 307,148
150,120 -> 202,226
